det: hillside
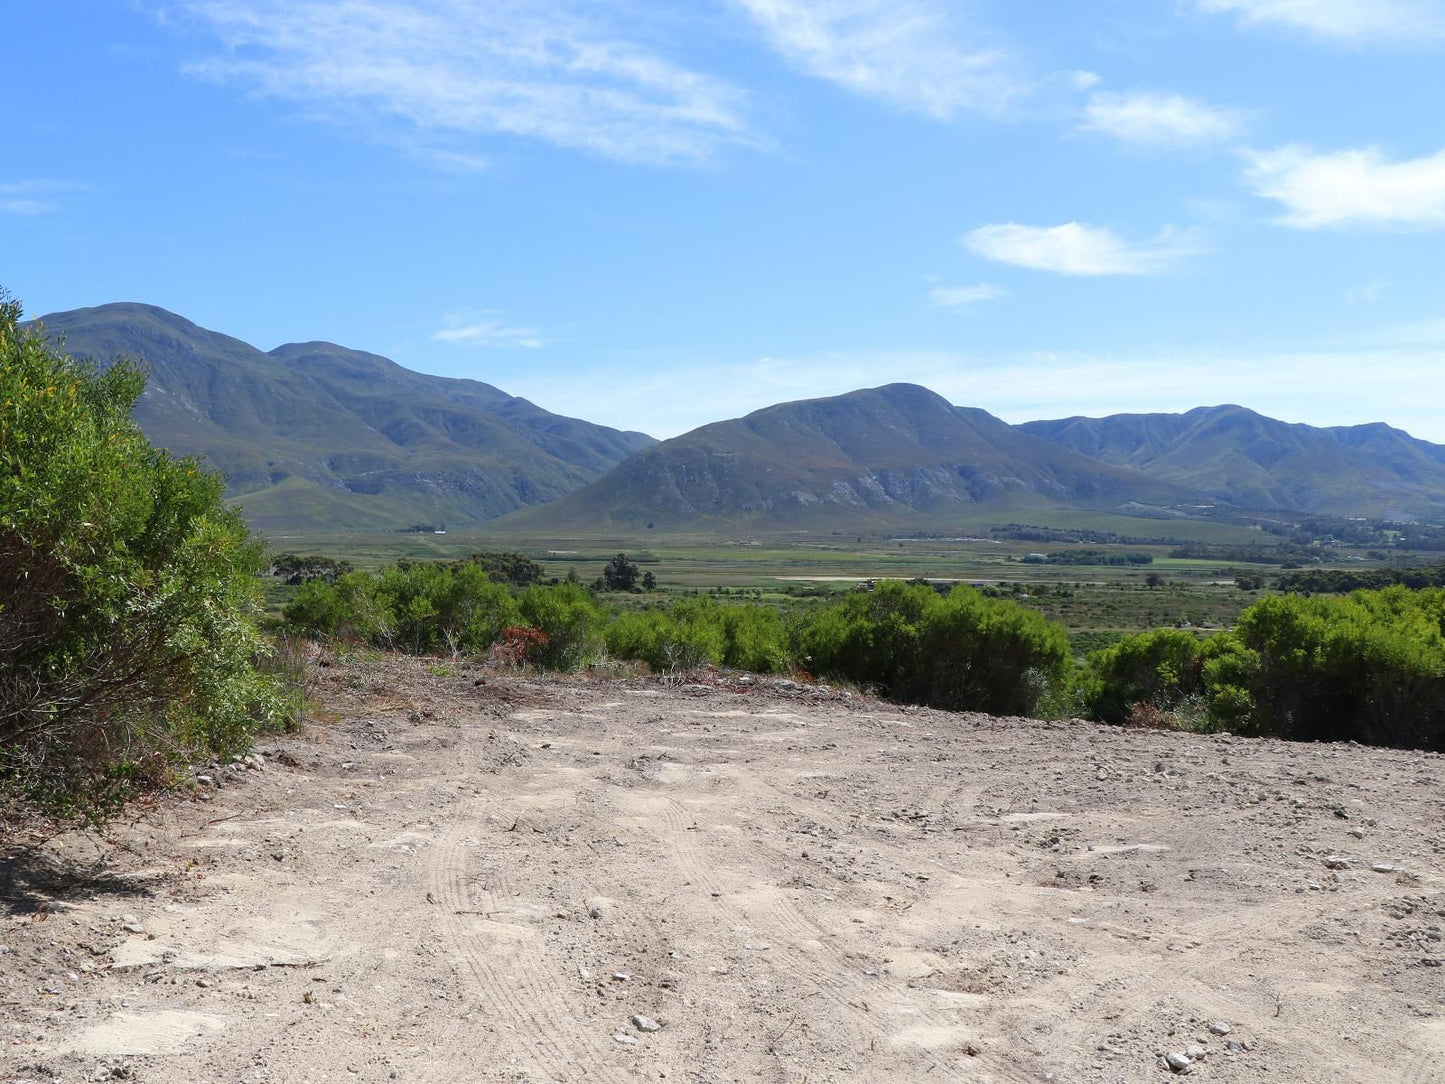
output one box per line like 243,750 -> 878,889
32,303 -> 655,532
1022,405 -> 1445,522
504,383 -> 1207,531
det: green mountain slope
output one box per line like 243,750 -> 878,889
33,303 -> 655,531
503,383 -> 1206,531
1021,405 -> 1445,521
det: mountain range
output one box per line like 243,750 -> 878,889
502,383 -> 1204,531
32,303 -> 1445,532
34,303 -> 654,531
1021,407 -> 1445,522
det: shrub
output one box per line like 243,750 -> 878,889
1080,628 -> 1206,725
1230,588 -> 1445,748
792,581 -> 1071,716
516,582 -> 604,669
602,596 -> 788,674
1081,587 -> 1445,749
0,292 -> 281,818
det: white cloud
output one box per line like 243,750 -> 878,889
177,0 -> 759,166
0,179 -> 85,215
434,313 -> 543,349
1081,90 -> 1242,147
733,0 -> 1025,118
1069,70 -> 1102,91
1244,145 -> 1445,228
1194,0 -> 1445,41
962,222 -> 1205,276
929,283 -> 1009,309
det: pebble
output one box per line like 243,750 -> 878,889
1371,863 -> 1405,874
613,1032 -> 638,1045
122,924 -> 145,935
611,972 -> 631,982
1323,856 -> 1350,870
1164,1051 -> 1193,1073
631,1015 -> 662,1032
1208,1021 -> 1231,1036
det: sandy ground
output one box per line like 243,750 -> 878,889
3,654 -> 1444,1084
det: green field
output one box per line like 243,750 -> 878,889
259,511 -> 1414,657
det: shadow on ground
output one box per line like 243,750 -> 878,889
0,849 -> 155,917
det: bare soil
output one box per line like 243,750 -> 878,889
4,654 -> 1444,1083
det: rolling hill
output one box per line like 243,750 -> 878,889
1021,405 -> 1445,522
33,303 -> 655,532
502,383 -> 1208,531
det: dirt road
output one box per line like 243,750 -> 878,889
4,655 -> 1443,1083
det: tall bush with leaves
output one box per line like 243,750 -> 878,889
1081,587 -> 1445,749
0,293 -> 280,817
792,581 -> 1071,716
602,595 -> 788,674
1231,588 -> 1445,748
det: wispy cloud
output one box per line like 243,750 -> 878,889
733,0 -> 1026,118
1080,90 -> 1242,147
1194,0 -> 1445,42
176,0 -> 759,166
963,222 -> 1205,276
433,312 -> 543,349
1244,144 -> 1445,228
928,283 -> 1009,309
1,179 -> 85,215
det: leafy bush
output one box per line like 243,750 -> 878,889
516,582 -> 605,668
269,552 -> 354,584
792,581 -> 1072,716
0,293 -> 281,818
449,551 -> 545,587
1079,629 -> 1207,725
602,595 -> 788,674
1230,588 -> 1445,747
1081,586 -> 1445,748
284,562 -> 519,655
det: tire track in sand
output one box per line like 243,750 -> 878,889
420,801 -> 631,1084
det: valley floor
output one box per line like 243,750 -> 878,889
3,657 -> 1443,1083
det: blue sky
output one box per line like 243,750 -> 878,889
6,0 -> 1445,440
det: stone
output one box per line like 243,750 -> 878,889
1164,1051 -> 1193,1073
613,1032 -> 638,1045
1208,1021 -> 1231,1036
631,1014 -> 662,1032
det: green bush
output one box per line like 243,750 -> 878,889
1231,588 -> 1445,747
602,596 -> 788,674
0,293 -> 281,818
516,582 -> 605,669
792,581 -> 1072,716
284,561 -> 520,656
1080,628 -> 1207,725
1081,587 -> 1445,748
